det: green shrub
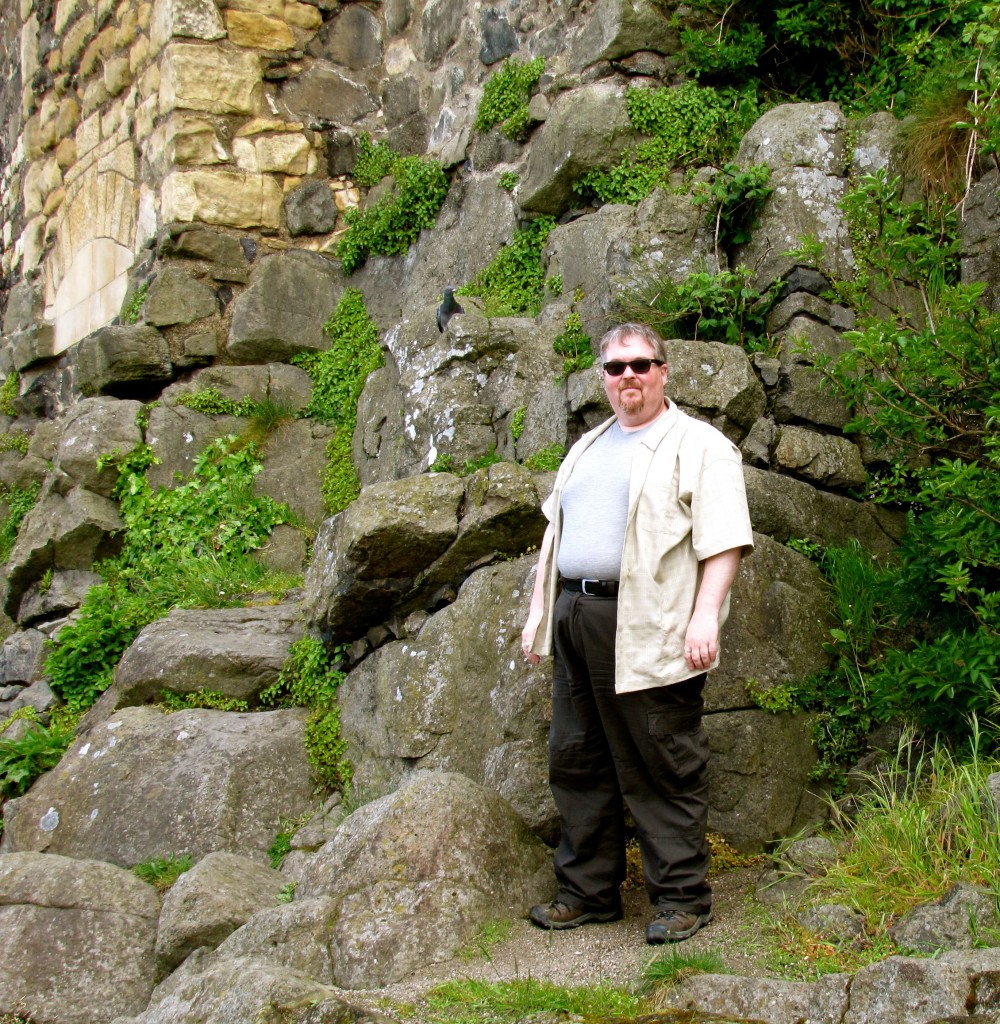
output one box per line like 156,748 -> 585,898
574,83 -> 759,205
0,714 -> 73,800
45,439 -> 291,712
336,148 -> 448,274
458,217 -> 556,318
292,289 -> 383,515
261,637 -> 351,792
691,162 -> 773,255
0,373 -> 18,416
474,57 -> 545,140
351,133 -> 400,188
617,265 -> 778,350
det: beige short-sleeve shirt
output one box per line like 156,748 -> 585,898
532,403 -> 754,693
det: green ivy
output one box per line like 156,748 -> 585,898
458,217 -> 556,318
159,690 -> 250,712
45,438 -> 291,712
351,133 -> 400,188
552,313 -> 594,377
175,389 -> 258,417
336,146 -> 449,274
474,57 -> 545,140
292,289 -> 383,515
261,636 -> 351,792
574,83 -> 759,205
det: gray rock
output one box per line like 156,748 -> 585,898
276,62 -> 377,124
0,628 -> 47,684
417,0 -> 466,62
0,852 -> 159,1024
17,569 -> 103,625
115,956 -> 381,1024
737,103 -> 853,288
775,425 -> 867,489
144,402 -> 244,492
76,325 -> 173,398
568,0 -> 678,68
93,604 -> 305,714
775,365 -> 851,429
228,251 -> 344,363
519,81 -> 641,215
1,706 -> 317,866
890,883 -> 1000,955
310,4 -> 383,68
660,972 -> 812,1024
337,557 -> 554,836
3,280 -> 44,333
797,903 -> 865,944
665,338 -> 767,433
155,851 -> 286,977
282,770 -> 551,987
844,955 -> 972,1024
253,523 -> 308,575
744,465 -> 904,556
741,416 -> 775,466
160,227 -> 249,281
303,472 -> 466,641
284,180 -> 337,236
254,418 -> 333,530
480,8 -> 519,64
144,266 -> 219,327
8,323 -> 56,372
53,397 -> 145,497
963,169 -> 1000,312
781,835 -> 839,874
5,486 -> 124,622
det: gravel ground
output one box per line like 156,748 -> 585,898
351,863 -> 775,1020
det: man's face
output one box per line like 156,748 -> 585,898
602,334 -> 669,428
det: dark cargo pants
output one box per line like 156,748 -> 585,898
549,588 -> 712,914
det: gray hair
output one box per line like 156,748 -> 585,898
599,322 -> 669,364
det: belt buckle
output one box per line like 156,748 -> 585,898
581,578 -> 601,597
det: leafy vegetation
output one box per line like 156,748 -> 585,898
552,312 -> 594,377
574,82 -> 760,205
498,171 -> 519,192
337,138 -> 449,274
691,162 -> 774,258
159,689 -> 250,712
522,443 -> 565,472
0,482 -> 39,564
0,373 -> 18,415
0,430 -> 29,455
132,853 -> 192,890
120,282 -> 149,325
474,56 -> 545,140
617,264 -> 778,350
44,438 -> 291,712
457,217 -> 555,317
260,636 -> 351,792
292,289 -> 384,515
430,446 -> 503,476
0,711 -> 74,800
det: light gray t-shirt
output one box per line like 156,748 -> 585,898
556,420 -> 652,579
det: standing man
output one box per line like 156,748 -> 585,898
521,322 -> 753,944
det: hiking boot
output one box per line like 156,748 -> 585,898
529,900 -> 623,930
645,908 -> 712,944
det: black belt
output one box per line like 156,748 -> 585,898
561,578 -> 620,598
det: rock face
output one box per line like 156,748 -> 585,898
1,707 -> 317,865
0,853 -> 160,1024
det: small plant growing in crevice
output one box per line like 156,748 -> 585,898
522,443 -> 565,472
336,138 -> 448,274
132,853 -> 192,890
159,689 -> 250,712
120,282 -> 149,325
260,637 -> 351,793
474,56 -> 545,140
292,289 -> 383,515
458,217 -> 556,318
552,313 -> 594,378
0,711 -> 74,801
498,171 -> 519,191
0,372 -> 19,416
691,162 -> 773,260
0,481 -> 40,564
0,430 -> 29,455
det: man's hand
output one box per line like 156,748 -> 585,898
521,609 -> 542,665
683,609 -> 719,671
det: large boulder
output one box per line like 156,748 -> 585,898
155,851 -> 286,977
227,251 -> 344,363
519,81 -> 641,215
568,0 -> 679,68
51,397 -> 145,497
143,266 -> 219,327
91,604 -> 305,716
1,706 -> 317,865
75,325 -> 174,398
337,556 -> 554,836
113,956 -> 384,1024
736,102 -> 853,288
0,853 -> 159,1024
270,771 -> 551,987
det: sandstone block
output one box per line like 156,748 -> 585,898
233,132 -> 313,175
150,0 -> 226,54
161,170 -> 283,230
160,42 -> 262,115
225,9 -> 296,49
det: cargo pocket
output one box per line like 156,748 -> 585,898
648,709 -> 708,781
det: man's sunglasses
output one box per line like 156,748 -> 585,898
602,358 -> 665,376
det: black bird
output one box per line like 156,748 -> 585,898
436,287 -> 464,333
